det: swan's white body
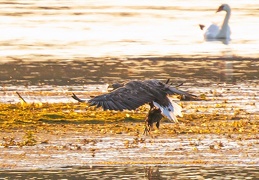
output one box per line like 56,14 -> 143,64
202,4 -> 231,40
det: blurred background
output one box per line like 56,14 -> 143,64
0,0 -> 258,88
1,0 -> 259,58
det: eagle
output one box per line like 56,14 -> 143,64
72,79 -> 196,134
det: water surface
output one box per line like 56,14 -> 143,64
0,0 -> 259,60
1,166 -> 259,179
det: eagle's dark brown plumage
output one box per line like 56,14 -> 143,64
72,79 -> 196,134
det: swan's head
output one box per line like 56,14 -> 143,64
216,4 -> 231,13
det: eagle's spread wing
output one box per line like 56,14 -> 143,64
88,80 -> 157,111
85,79 -> 196,111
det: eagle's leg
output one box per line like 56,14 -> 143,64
143,116 -> 151,135
156,121 -> 160,129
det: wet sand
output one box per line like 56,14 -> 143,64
1,57 -> 258,86
0,129 -> 258,169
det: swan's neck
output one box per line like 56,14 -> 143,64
218,9 -> 231,37
222,9 -> 231,29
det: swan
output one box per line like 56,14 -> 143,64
200,4 -> 231,40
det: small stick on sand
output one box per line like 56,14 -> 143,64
16,92 -> 27,103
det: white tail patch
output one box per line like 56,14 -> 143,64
153,97 -> 182,123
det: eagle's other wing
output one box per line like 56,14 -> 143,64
167,86 -> 197,99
